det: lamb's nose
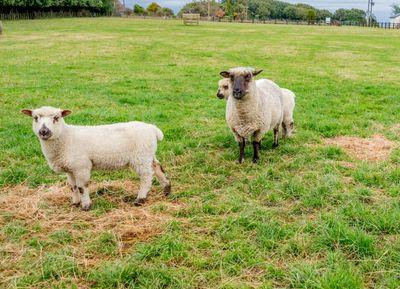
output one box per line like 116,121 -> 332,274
39,128 -> 50,136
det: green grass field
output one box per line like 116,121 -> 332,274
1,18 -> 400,288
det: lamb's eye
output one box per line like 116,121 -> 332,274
245,74 -> 252,80
33,116 -> 38,122
223,85 -> 228,89
53,116 -> 59,122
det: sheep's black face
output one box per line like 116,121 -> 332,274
231,74 -> 252,100
220,69 -> 263,100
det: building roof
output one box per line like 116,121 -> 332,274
390,13 -> 400,19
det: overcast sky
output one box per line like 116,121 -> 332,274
125,0 -> 398,22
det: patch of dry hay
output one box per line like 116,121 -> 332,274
0,180 -> 184,253
324,134 -> 394,162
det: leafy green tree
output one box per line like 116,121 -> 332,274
133,4 -> 144,14
146,2 -> 160,14
307,9 -> 316,22
257,0 -> 271,21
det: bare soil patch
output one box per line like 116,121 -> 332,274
324,134 -> 394,161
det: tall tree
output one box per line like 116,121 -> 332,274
392,4 -> 400,15
147,2 -> 161,14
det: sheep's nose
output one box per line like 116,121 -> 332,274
233,89 -> 242,99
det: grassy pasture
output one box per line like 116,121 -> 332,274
1,18 -> 400,288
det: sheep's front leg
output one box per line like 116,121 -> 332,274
67,173 -> 80,206
252,131 -> 262,163
74,170 -> 91,211
238,137 -> 246,164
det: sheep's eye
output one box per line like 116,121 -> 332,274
223,85 -> 228,89
53,116 -> 59,122
33,116 -> 38,122
245,74 -> 252,80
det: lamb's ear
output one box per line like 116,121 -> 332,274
220,71 -> 230,78
253,69 -> 263,76
21,109 -> 33,117
61,110 -> 72,118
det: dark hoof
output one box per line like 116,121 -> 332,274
163,184 -> 171,196
134,198 -> 146,206
81,204 -> 91,211
273,143 -> 279,148
238,158 -> 244,164
72,202 -> 80,207
253,158 -> 259,164
123,195 -> 136,203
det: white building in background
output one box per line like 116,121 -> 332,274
390,13 -> 400,25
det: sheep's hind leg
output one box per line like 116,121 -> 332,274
152,159 -> 171,196
238,137 -> 246,164
67,173 -> 80,206
74,170 -> 91,211
282,122 -> 288,140
273,125 -> 280,148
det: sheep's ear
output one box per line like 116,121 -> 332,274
220,71 -> 230,78
61,110 -> 72,118
21,109 -> 33,117
253,69 -> 263,76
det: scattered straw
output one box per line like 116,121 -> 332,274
324,134 -> 394,161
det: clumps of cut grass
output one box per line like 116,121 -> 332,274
313,215 -> 375,257
290,253 -> 363,289
3,220 -> 28,241
50,230 -> 73,245
87,231 -> 118,256
16,249 -> 80,287
89,259 -> 187,289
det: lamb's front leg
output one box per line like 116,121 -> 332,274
67,173 -> 80,206
74,170 -> 92,211
134,167 -> 154,206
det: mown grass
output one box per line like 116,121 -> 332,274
0,18 -> 400,288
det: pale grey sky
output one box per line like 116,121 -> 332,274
126,0 -> 398,21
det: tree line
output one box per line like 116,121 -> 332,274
178,0 -> 372,24
0,0 -> 115,14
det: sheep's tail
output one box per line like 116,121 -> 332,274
151,125 -> 164,141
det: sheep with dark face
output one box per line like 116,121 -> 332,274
220,67 -> 284,163
21,106 -> 171,210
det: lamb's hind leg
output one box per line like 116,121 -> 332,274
133,162 -> 154,206
273,125 -> 280,148
152,159 -> 171,196
67,172 -> 80,206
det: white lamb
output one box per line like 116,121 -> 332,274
220,67 -> 283,163
21,106 -> 171,210
217,78 -> 295,139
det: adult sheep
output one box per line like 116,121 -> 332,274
220,67 -> 283,164
21,106 -> 171,210
217,78 -> 295,139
